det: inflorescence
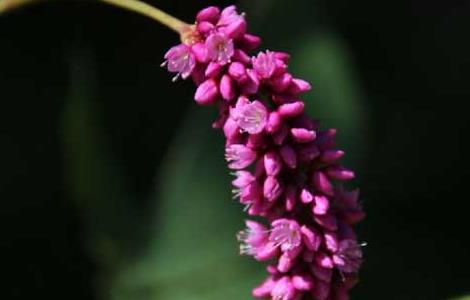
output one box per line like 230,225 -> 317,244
162,5 -> 365,300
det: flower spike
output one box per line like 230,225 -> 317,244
162,5 -> 365,299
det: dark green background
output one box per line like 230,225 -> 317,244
1,0 -> 469,299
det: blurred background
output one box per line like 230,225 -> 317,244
1,0 -> 470,299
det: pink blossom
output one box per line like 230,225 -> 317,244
232,171 -> 255,189
163,44 -> 195,80
269,219 -> 302,252
225,144 -> 256,169
205,33 -> 234,65
332,240 -> 363,273
252,50 -> 277,79
232,100 -> 268,134
237,220 -> 269,255
218,5 -> 244,28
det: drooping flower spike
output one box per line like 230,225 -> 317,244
162,5 -> 365,300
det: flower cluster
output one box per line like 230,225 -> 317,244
163,5 -> 365,300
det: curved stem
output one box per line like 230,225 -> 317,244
100,0 -> 188,33
0,0 -> 190,34
0,0 -> 42,12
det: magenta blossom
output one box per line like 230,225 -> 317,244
225,144 -> 257,169
269,219 -> 302,252
205,32 -> 234,65
332,239 -> 363,273
163,44 -> 195,81
232,100 -> 268,134
237,220 -> 269,255
252,50 -> 277,79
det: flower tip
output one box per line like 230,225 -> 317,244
194,79 -> 219,105
196,6 -> 221,24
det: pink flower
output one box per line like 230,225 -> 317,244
232,171 -> 255,189
218,5 -> 244,27
225,144 -> 257,169
232,100 -> 268,134
205,33 -> 234,65
269,219 -> 302,252
237,220 -> 269,255
332,239 -> 363,273
252,50 -> 277,79
163,44 -> 195,80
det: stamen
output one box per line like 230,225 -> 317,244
243,203 -> 252,212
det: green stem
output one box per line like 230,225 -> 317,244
0,0 -> 190,34
100,0 -> 188,33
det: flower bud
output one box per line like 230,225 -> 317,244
313,195 -> 330,215
223,18 -> 247,39
205,62 -> 222,78
278,101 -> 305,118
320,149 -> 345,163
301,225 -> 321,251
326,166 -> 355,180
196,6 -> 220,23
312,171 -> 334,196
194,79 -> 219,105
263,176 -> 283,202
266,111 -> 282,134
191,42 -> 209,63
240,33 -> 262,51
220,74 -> 236,101
228,61 -> 248,83
290,128 -> 316,143
279,144 -> 297,169
300,188 -> 313,203
270,73 -> 292,93
288,78 -> 311,94
196,21 -> 215,35
264,151 -> 282,176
